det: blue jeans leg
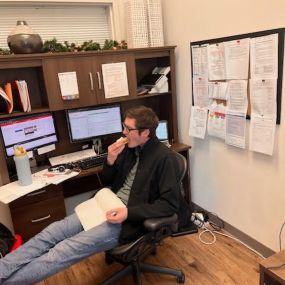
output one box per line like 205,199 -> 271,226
0,213 -> 121,285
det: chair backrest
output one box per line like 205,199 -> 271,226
173,151 -> 187,184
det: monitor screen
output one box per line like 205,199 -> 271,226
66,104 -> 123,143
156,120 -> 169,141
0,112 -> 58,157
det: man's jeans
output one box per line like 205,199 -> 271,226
0,213 -> 121,284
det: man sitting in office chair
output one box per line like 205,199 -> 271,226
0,105 -> 189,284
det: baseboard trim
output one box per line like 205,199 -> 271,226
192,203 -> 275,258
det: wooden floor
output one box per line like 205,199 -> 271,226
38,229 -> 263,285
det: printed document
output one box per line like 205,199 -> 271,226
249,78 -> 277,117
225,111 -> 246,148
193,76 -> 210,108
102,62 -> 129,99
208,81 -> 228,100
227,80 -> 248,113
224,38 -> 250,80
58,71 -> 79,100
207,43 -> 226,80
250,34 -> 278,79
189,106 -> 208,139
191,44 -> 209,77
249,114 -> 276,156
207,103 -> 226,140
75,188 -> 126,231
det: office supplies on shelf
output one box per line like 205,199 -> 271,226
77,153 -> 107,170
139,66 -> 170,94
0,87 -> 12,114
49,148 -> 96,166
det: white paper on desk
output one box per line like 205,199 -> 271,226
249,114 -> 276,156
189,106 -> 208,139
0,178 -> 46,204
250,34 -> 278,79
193,76 -> 210,108
207,43 -> 226,80
224,38 -> 250,80
225,111 -> 246,149
102,62 -> 129,99
227,80 -> 248,113
191,44 -> 209,77
250,78 -> 277,117
33,169 -> 79,185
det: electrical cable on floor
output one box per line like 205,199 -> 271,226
278,220 -> 285,251
192,211 -> 266,259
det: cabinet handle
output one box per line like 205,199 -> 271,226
89,72 -> 94,91
97,72 -> 102,89
31,214 -> 51,223
27,189 -> 46,196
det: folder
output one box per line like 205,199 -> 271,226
0,87 -> 10,113
4,83 -> 13,114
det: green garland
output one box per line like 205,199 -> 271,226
0,38 -> 128,55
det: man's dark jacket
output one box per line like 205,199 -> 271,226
102,136 -> 190,244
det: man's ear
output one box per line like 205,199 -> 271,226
142,128 -> 150,137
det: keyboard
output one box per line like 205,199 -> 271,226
77,153 -> 108,170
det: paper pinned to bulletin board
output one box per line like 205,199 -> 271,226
58,71 -> 80,100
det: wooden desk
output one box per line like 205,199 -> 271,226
260,250 -> 285,285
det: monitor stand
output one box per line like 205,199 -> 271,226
92,138 -> 102,154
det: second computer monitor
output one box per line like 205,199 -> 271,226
156,120 -> 169,141
66,104 -> 123,143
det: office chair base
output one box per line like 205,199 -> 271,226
101,261 -> 185,285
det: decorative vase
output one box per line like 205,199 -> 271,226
7,20 -> 43,54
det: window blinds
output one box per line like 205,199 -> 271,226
0,3 -> 112,49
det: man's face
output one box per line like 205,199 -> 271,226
122,117 -> 150,148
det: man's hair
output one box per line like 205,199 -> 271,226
124,106 -> 159,137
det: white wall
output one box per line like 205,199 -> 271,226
161,0 -> 285,252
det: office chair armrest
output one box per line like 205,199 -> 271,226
144,213 -> 178,232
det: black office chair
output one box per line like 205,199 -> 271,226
101,152 -> 187,285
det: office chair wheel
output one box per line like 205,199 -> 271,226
177,272 -> 185,283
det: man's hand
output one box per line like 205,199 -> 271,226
107,140 -> 127,166
106,207 -> 128,224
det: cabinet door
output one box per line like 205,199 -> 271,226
43,57 -> 98,110
94,53 -> 137,104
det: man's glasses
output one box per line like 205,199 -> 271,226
122,123 -> 142,133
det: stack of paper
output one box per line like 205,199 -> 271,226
15,80 -> 31,112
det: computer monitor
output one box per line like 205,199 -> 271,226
156,120 -> 169,141
66,104 -> 123,143
0,112 -> 58,157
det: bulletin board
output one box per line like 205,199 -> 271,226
190,28 -> 285,124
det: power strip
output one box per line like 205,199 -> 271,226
191,212 -> 209,228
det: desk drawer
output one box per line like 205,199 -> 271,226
10,184 -> 63,208
11,194 -> 66,241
